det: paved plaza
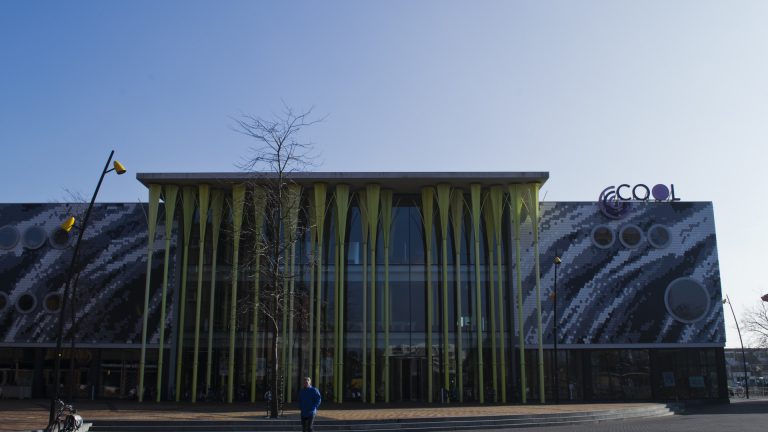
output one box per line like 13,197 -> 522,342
0,398 -> 765,432
496,399 -> 768,432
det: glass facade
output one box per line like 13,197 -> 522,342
166,190 -> 526,403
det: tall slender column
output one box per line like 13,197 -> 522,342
450,190 -> 465,402
365,184 -> 381,403
191,184 -> 210,403
436,184 -> 452,400
205,190 -> 224,396
251,186 -> 266,402
227,184 -> 246,403
285,184 -> 301,403
307,192 -> 317,387
420,187 -> 435,403
525,183 -> 545,404
175,186 -> 197,401
157,185 -> 178,401
357,191 -> 369,403
469,184 -> 484,403
139,184 -> 161,402
313,184 -> 328,387
380,190 -> 394,403
483,196 -> 498,402
509,185 -> 526,403
490,186 -> 507,402
333,185 -> 350,403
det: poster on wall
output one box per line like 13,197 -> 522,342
689,376 -> 705,388
662,372 -> 676,387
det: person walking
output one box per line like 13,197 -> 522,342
263,389 -> 273,417
298,376 -> 322,432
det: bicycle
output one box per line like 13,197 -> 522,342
730,386 -> 746,398
46,399 -> 83,432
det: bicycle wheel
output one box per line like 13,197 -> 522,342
735,387 -> 745,398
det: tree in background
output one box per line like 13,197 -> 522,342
234,105 -> 321,418
742,296 -> 768,348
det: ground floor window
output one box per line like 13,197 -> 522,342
3,346 -> 725,403
590,349 -> 651,400
650,348 -> 721,400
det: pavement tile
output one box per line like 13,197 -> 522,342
0,399 -> 662,432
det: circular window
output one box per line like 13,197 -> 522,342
44,293 -> 62,313
0,292 -> 8,312
648,225 -> 671,249
16,293 -> 37,314
619,224 -> 644,248
0,226 -> 20,250
665,278 -> 710,323
49,227 -> 71,249
591,225 -> 615,249
22,226 -> 47,249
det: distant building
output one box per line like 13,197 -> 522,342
724,348 -> 768,386
0,172 -> 727,402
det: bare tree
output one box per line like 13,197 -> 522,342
234,105 -> 321,418
742,300 -> 768,348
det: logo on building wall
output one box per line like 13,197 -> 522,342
599,184 -> 680,219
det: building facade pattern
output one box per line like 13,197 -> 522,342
0,187 -> 725,403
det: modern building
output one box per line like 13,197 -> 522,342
0,172 -> 727,403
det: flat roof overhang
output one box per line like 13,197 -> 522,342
136,171 -> 549,193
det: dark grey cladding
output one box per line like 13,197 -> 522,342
0,203 -> 173,345
0,200 -> 723,347
529,201 -> 724,345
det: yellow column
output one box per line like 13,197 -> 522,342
139,184 -> 161,402
509,185 -> 527,403
482,195 -> 498,402
450,189 -> 465,402
285,184 -> 301,403
250,186 -> 266,402
366,184 -> 381,403
175,186 -> 197,401
436,184 -> 452,400
357,190 -> 369,403
333,185 -> 350,403
470,184 -> 484,403
380,189 -> 394,403
205,190 -> 224,395
313,184 -> 328,388
191,184 -> 210,403
228,184 -> 246,402
421,187 -> 435,403
156,185 -> 178,401
490,186 -> 507,402
524,183 -> 545,404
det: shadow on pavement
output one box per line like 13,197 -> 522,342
683,399 -> 768,415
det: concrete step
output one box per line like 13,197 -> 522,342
88,404 -> 679,431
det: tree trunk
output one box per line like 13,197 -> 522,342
270,321 -> 279,418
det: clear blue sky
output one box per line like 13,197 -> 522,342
2,1 -> 766,348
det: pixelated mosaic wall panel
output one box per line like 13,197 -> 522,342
0,203 -> 176,345
514,201 -> 724,346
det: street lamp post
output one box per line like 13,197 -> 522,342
722,294 -> 749,399
552,254 -> 561,404
47,150 -> 125,431
68,271 -> 82,400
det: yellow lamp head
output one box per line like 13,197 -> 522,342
554,256 -> 562,265
113,160 -> 126,175
60,216 -> 76,233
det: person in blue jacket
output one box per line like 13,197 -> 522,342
298,376 -> 322,432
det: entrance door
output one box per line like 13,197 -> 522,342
392,357 -> 425,402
